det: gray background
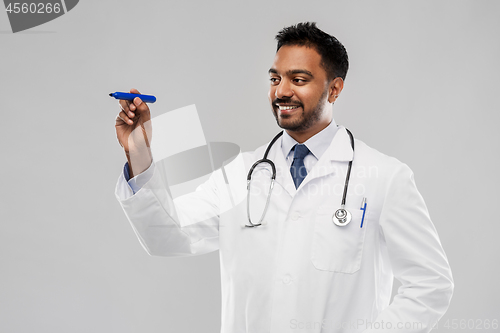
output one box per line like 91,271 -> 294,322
1,0 -> 499,332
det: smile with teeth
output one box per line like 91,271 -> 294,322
278,105 -> 300,110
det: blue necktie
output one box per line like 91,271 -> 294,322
290,144 -> 310,189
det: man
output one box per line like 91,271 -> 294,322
115,22 -> 453,332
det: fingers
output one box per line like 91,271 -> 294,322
130,96 -> 150,116
129,88 -> 141,112
119,99 -> 136,120
128,97 -> 141,112
116,110 -> 134,125
116,88 -> 150,125
123,88 -> 149,114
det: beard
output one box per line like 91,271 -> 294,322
272,87 -> 328,132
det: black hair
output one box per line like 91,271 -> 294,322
275,22 -> 349,81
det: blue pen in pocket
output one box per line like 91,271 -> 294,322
360,198 -> 367,228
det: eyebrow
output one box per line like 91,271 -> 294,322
268,68 -> 314,78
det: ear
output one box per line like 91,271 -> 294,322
328,77 -> 344,103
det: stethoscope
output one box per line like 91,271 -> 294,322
245,128 -> 355,228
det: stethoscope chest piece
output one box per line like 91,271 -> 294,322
333,208 -> 352,226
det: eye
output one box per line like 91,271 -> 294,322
270,77 -> 280,85
293,78 -> 307,84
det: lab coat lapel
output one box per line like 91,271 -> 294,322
298,126 -> 354,189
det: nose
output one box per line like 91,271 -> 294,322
275,79 -> 294,99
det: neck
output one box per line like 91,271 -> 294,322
286,121 -> 330,144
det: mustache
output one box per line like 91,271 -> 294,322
273,98 -> 302,106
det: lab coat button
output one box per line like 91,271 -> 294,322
282,275 -> 292,284
291,212 -> 300,221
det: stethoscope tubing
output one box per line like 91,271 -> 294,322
340,128 -> 355,207
245,132 -> 283,227
245,128 -> 354,228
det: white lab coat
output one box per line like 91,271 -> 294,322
115,127 -> 453,333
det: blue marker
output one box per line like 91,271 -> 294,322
109,92 -> 157,103
360,198 -> 367,228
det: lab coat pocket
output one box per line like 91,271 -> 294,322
311,206 -> 367,273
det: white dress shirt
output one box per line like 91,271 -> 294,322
282,119 -> 338,171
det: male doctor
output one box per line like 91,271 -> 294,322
115,22 -> 453,332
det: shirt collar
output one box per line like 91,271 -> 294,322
281,119 -> 338,160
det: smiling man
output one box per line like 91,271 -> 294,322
269,29 -> 345,144
115,22 -> 453,332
